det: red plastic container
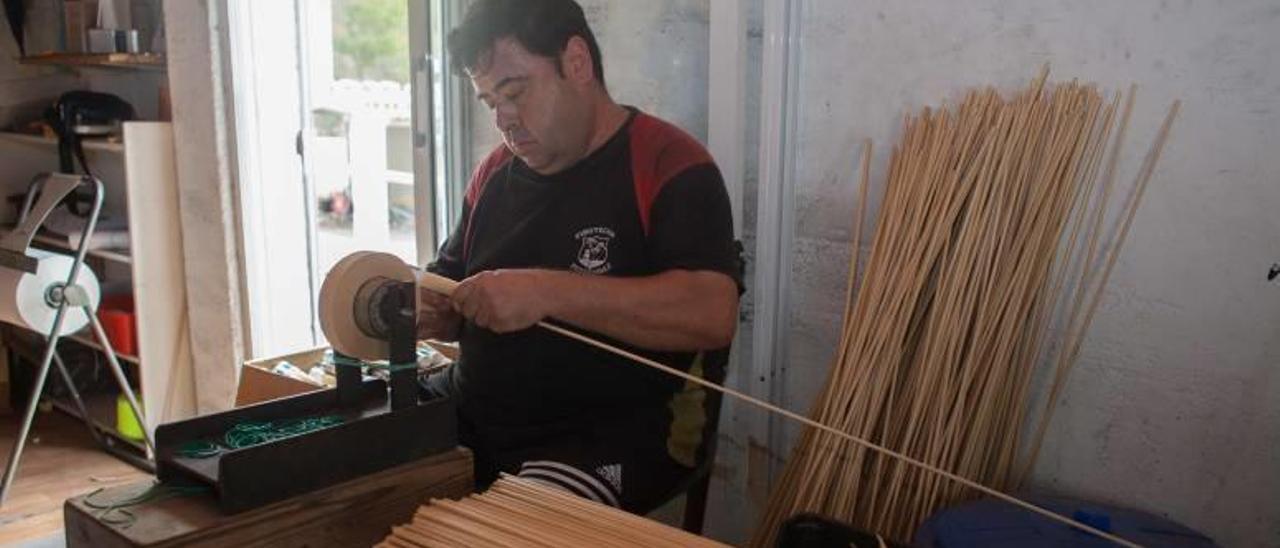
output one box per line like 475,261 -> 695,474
97,294 -> 137,357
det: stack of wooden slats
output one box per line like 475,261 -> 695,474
379,475 -> 729,548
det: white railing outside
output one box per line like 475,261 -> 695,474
308,79 -> 417,275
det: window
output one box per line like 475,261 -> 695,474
229,0 -> 453,357
304,0 -> 417,274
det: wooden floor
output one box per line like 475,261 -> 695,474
0,408 -> 149,545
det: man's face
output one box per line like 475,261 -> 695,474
468,37 -> 589,175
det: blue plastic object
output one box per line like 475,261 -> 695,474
914,495 -> 1217,548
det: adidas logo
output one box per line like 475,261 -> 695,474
596,464 -> 622,492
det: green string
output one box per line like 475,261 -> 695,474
328,348 -> 432,374
223,416 -> 346,449
175,440 -> 221,458
364,362 -> 418,373
83,481 -> 209,528
331,354 -> 363,368
172,415 -> 346,459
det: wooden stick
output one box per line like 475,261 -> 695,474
468,493 -> 634,547
383,476 -> 729,547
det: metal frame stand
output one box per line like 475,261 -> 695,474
0,173 -> 153,505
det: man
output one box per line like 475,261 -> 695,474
418,0 -> 741,514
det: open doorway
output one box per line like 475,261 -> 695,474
227,0 -> 465,358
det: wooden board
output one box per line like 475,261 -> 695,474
124,122 -> 197,432
0,131 -> 124,153
64,446 -> 473,548
20,53 -> 166,70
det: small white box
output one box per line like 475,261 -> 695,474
87,28 -> 116,53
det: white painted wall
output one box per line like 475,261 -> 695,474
775,2 -> 1280,546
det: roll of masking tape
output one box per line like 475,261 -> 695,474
318,251 -> 415,361
0,249 -> 100,335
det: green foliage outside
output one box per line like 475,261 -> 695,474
332,0 -> 409,83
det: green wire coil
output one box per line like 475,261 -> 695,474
223,416 -> 346,448
172,415 -> 346,459
84,481 -> 209,528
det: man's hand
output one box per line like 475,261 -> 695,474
451,269 -> 552,333
440,267 -> 737,351
418,285 -> 462,341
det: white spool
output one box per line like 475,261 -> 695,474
318,251 -> 415,361
0,249 -> 101,335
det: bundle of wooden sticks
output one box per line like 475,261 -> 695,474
751,70 -> 1178,546
378,475 -> 728,548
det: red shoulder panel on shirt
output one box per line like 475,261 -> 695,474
462,145 -> 512,262
629,113 -> 714,235
465,145 -> 514,207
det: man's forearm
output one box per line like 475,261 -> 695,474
539,269 -> 738,352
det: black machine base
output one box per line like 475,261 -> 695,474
154,378 -> 456,514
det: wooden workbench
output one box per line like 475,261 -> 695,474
64,447 -> 473,548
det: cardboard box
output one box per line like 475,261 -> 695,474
235,342 -> 458,407
236,346 -> 327,407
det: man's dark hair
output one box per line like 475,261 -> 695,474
448,0 -> 606,87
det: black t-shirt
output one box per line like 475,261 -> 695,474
429,108 -> 741,455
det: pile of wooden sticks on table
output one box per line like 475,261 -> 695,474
378,475 -> 728,548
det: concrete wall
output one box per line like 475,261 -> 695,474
778,2 -> 1279,546
0,0 -> 166,219
0,37 -> 81,220
0,67 -> 76,135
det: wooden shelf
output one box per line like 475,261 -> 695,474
0,227 -> 133,265
0,131 -> 124,153
0,317 -> 141,366
65,333 -> 141,366
19,52 -> 166,71
31,233 -> 132,265
50,394 -> 147,454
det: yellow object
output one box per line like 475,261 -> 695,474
115,394 -> 144,441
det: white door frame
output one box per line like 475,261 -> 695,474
226,0 -> 316,359
750,0 -> 801,484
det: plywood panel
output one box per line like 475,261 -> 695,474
123,122 -> 195,433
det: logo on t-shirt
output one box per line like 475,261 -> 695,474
572,226 -> 615,273
595,463 -> 623,493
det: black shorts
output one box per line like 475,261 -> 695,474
421,368 -> 696,513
